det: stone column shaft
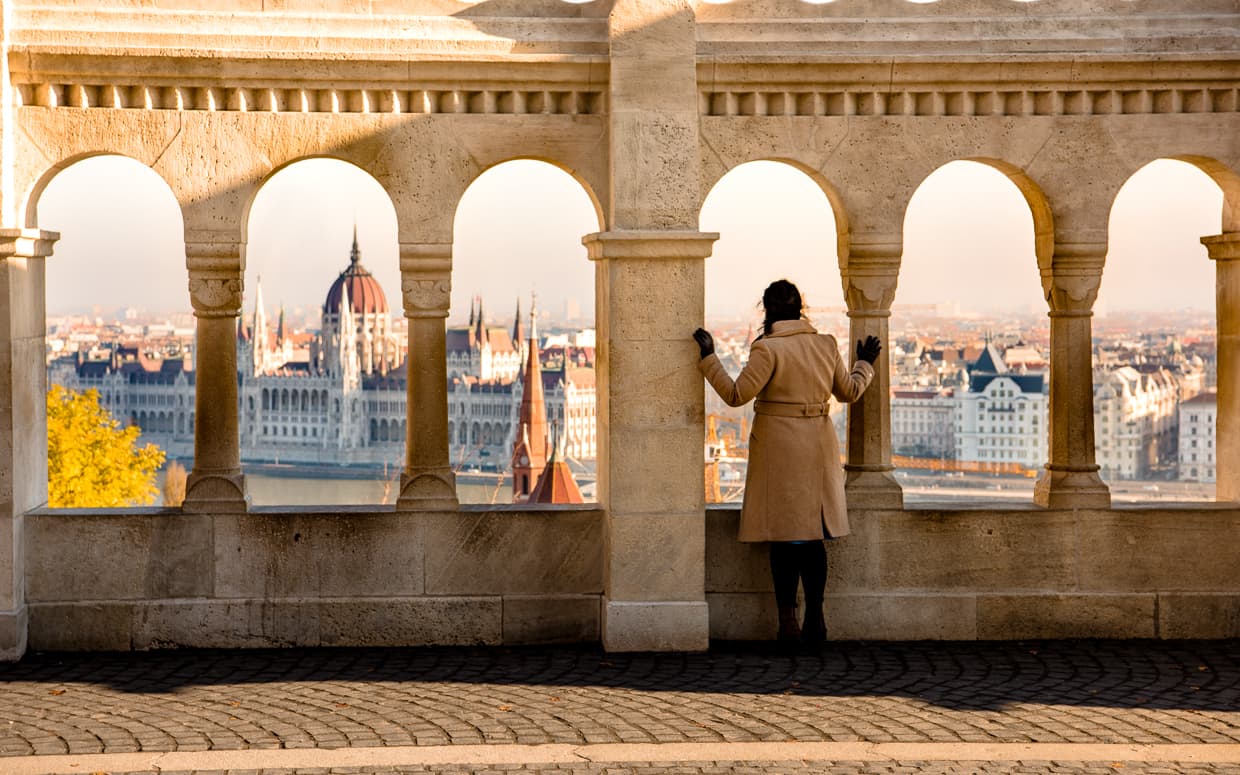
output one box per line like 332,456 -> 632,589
842,235 -> 902,509
183,236 -> 248,512
0,228 -> 57,662
586,230 -> 717,653
396,244 -> 457,511
1034,241 -> 1109,509
1202,233 -> 1240,502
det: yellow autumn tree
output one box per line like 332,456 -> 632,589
47,385 -> 165,508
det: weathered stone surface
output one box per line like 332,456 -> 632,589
602,599 -> 708,652
29,601 -> 133,651
319,597 -> 502,646
977,593 -> 1156,639
1158,592 -> 1240,639
423,509 -> 603,596
828,593 -> 978,641
214,511 -> 423,598
606,511 -> 704,602
874,509 -> 1078,591
502,595 -> 600,644
0,605 -> 26,660
26,513 -> 213,602
1077,509 -> 1240,592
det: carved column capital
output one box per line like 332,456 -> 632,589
186,236 -> 244,318
0,229 -> 59,260
842,233 -> 901,316
399,243 -> 453,320
1202,232 -> 1240,261
1042,241 -> 1106,317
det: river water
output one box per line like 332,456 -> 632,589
245,472 -> 516,506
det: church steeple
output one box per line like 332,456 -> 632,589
252,275 -> 269,374
512,297 -> 548,502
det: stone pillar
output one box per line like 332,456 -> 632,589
396,243 -> 457,511
1034,240 -> 1110,509
183,234 -> 248,512
0,229 -> 57,661
842,234 -> 903,509
1201,233 -> 1239,502
585,230 -> 717,652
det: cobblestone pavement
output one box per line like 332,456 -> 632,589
0,641 -> 1238,773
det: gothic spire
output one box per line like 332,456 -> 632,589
350,222 -> 361,266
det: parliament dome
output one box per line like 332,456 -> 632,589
324,230 -> 388,316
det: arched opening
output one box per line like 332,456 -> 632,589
242,158 -> 401,506
451,159 -> 600,504
1096,159 -> 1227,501
37,154 -> 188,508
699,160 -> 847,505
894,160 -> 1047,503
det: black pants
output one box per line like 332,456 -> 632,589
769,540 -> 827,610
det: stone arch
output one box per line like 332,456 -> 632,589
903,157 -> 1054,277
700,157 -> 851,275
1164,156 -> 1240,234
459,156 -> 605,233
239,154 -> 400,242
22,151 -> 180,230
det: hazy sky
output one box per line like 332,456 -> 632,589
38,155 -> 1222,325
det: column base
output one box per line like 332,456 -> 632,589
602,599 -> 709,652
0,605 -> 27,662
844,469 -> 904,509
1033,467 -> 1111,509
397,468 -> 459,511
182,470 -> 249,513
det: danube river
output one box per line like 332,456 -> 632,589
245,471 -> 513,506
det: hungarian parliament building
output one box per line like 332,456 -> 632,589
49,233 -> 598,472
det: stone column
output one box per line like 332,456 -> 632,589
585,230 -> 717,652
183,234 -> 248,512
1201,233 -> 1239,502
397,243 -> 457,511
842,234 -> 903,509
0,229 -> 57,661
1034,240 -> 1110,509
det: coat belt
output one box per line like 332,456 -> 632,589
753,399 -> 830,418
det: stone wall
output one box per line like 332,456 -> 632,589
21,502 -> 1240,651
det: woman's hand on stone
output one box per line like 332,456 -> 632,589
693,328 -> 715,359
856,335 -> 882,364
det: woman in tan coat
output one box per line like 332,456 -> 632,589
694,279 -> 880,646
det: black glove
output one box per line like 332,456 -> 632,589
856,335 -> 882,365
693,328 -> 715,359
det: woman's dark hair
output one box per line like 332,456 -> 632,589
761,279 -> 803,337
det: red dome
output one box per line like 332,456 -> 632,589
324,234 -> 388,316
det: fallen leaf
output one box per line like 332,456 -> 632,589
48,689 -> 65,696
229,716 -> 239,721
549,697 -> 562,703
335,703 -> 350,709
229,701 -> 241,707
497,705 -> 513,712
1198,666 -> 1209,671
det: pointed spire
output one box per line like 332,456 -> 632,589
468,295 -> 476,327
513,297 -> 524,345
475,295 -> 487,346
529,291 -> 539,345
350,222 -> 361,266
276,304 -> 286,345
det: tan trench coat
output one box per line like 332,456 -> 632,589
699,319 -> 875,542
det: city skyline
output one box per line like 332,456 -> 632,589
36,158 -> 1224,320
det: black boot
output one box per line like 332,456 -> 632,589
798,541 -> 828,647
769,542 -> 801,647
777,605 -> 801,645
